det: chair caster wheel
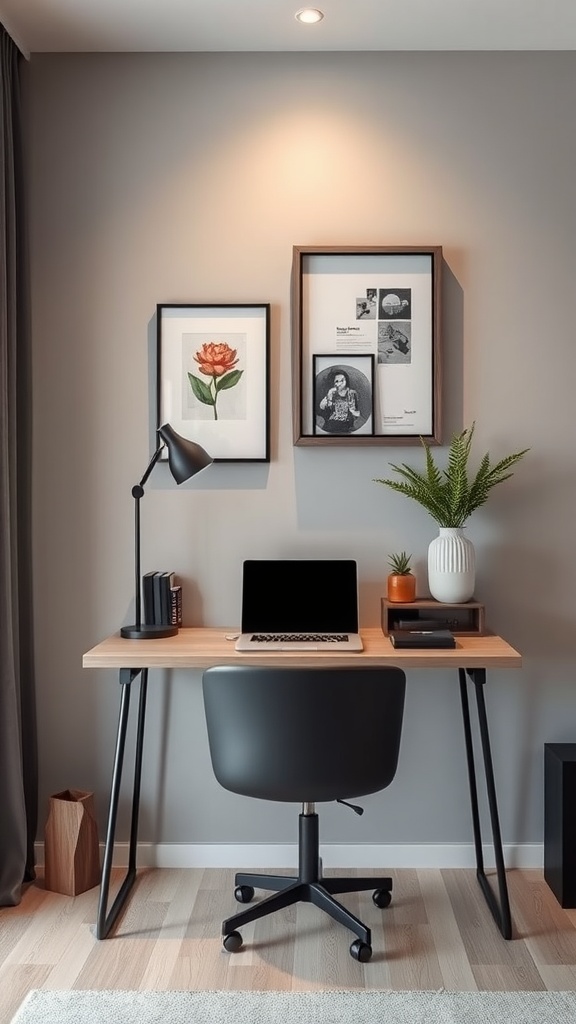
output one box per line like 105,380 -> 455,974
373,888 -> 392,909
223,931 -> 243,952
350,939 -> 372,962
234,884 -> 254,903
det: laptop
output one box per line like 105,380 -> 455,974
235,559 -> 363,652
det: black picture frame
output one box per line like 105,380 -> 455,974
157,303 -> 270,463
313,354 -> 375,437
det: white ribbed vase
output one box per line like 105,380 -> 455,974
427,527 -> 476,603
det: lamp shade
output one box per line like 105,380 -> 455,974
158,423 -> 213,483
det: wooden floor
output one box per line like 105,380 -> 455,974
1,867 -> 576,1022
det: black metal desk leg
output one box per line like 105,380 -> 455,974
96,667 -> 148,939
458,667 -> 512,939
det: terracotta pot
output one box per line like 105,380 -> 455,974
387,573 -> 416,603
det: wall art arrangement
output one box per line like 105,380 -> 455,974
292,246 -> 443,446
157,303 -> 270,462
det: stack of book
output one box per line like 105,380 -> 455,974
142,571 -> 182,628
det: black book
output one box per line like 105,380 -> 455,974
170,585 -> 182,627
142,571 -> 157,624
389,629 -> 456,649
152,571 -> 164,624
159,571 -> 175,625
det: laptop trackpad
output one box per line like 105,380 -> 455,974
280,643 -> 319,651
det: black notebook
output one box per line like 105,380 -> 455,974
389,629 -> 456,649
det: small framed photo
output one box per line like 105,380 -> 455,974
313,355 -> 375,437
157,303 -> 270,462
292,245 -> 443,446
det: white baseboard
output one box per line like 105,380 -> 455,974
35,841 -> 544,870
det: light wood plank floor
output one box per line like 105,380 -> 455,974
1,867 -> 576,1022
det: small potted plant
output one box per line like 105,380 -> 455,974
387,551 -> 416,603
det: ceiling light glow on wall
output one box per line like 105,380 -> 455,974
295,9 -> 325,25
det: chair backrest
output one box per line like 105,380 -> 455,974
202,665 -> 406,804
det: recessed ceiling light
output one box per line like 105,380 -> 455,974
295,8 -> 325,25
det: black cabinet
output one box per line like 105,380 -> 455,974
544,743 -> 576,908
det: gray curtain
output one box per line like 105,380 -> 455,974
0,24 -> 37,906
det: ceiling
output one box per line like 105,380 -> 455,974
1,0 -> 576,58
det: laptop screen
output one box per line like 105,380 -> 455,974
240,559 -> 359,634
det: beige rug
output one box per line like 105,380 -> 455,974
9,989 -> 576,1024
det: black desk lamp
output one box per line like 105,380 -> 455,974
121,423 -> 213,639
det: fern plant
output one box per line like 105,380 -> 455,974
374,423 -> 529,528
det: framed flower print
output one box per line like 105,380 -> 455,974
157,304 -> 270,462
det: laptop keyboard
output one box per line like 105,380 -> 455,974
250,633 -> 349,643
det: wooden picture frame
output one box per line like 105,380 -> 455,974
292,246 -> 443,446
157,303 -> 270,463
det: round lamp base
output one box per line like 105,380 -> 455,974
121,623 -> 178,640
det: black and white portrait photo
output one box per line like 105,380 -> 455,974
313,356 -> 374,436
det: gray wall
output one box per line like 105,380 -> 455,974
24,51 -> 576,850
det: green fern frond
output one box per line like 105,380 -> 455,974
374,423 -> 529,527
423,443 -> 445,491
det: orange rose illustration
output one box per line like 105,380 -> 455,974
188,341 -> 243,420
193,342 -> 239,378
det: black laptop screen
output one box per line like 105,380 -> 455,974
241,559 -> 359,634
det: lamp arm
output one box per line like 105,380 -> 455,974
130,442 -> 164,630
137,443 -> 164,490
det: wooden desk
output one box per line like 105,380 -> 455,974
83,627 -> 522,941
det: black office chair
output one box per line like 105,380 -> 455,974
202,665 -> 406,962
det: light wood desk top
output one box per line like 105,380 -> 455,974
83,627 -> 522,671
